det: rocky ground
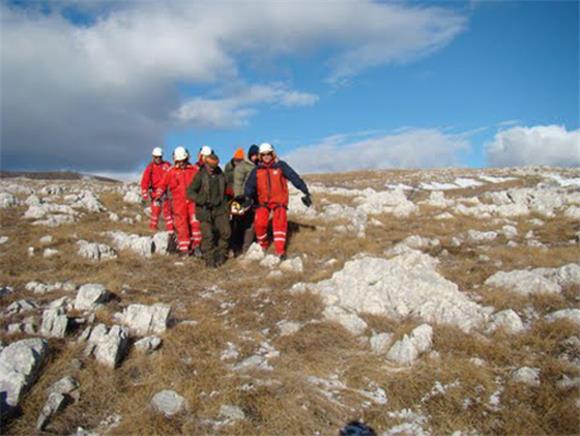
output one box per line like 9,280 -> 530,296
0,166 -> 579,435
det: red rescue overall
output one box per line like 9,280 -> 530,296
155,163 -> 201,253
141,160 -> 174,231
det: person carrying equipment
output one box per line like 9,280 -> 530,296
231,144 -> 259,254
187,153 -> 231,267
154,146 -> 202,256
243,142 -> 312,259
140,147 -> 174,232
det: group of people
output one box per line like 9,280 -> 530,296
140,143 -> 311,267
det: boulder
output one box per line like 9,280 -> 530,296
5,299 -> 39,316
123,190 -> 142,204
40,308 -> 69,338
36,376 -> 80,430
370,332 -> 394,354
260,254 -> 281,269
151,390 -> 188,416
279,257 -> 304,273
512,367 -> 540,387
106,231 -> 154,257
484,264 -> 580,295
0,338 -> 49,411
307,250 -> 489,332
323,305 -> 368,336
118,304 -> 171,336
83,324 -> 129,368
134,336 -> 162,353
244,243 -> 266,261
0,193 -> 20,208
77,241 -> 118,261
545,309 -> 580,325
487,309 -> 525,334
152,231 -> 172,255
75,284 -> 109,311
386,324 -> 433,365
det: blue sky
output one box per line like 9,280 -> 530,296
1,0 -> 578,177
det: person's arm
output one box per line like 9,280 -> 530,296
153,170 -> 169,200
233,164 -> 247,198
140,164 -> 152,200
243,167 -> 257,200
280,161 -> 309,195
186,171 -> 203,204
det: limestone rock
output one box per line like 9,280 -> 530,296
277,320 -> 302,336
5,299 -> 39,316
468,230 -> 498,243
485,264 -> 580,295
43,248 -> 59,258
308,250 -> 489,332
512,367 -> 540,387
244,243 -> 265,261
134,336 -> 162,353
0,192 -> 20,208
123,190 -> 142,204
118,304 -> 171,336
487,309 -> 525,334
279,256 -> 304,273
75,284 -> 109,311
77,240 -> 118,261
83,324 -> 129,368
152,231 -> 173,255
106,231 -> 154,257
0,338 -> 48,411
260,254 -> 281,269
370,332 -> 394,354
386,324 -> 433,365
36,392 -> 66,430
151,390 -> 188,416
323,305 -> 368,335
220,404 -> 246,421
40,308 -> 69,338
545,309 -> 580,325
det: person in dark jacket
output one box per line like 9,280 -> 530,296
231,144 -> 259,254
244,142 -> 311,258
187,153 -> 231,267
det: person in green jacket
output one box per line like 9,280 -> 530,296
231,144 -> 259,254
187,153 -> 231,267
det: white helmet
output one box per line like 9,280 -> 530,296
259,142 -> 274,154
199,145 -> 213,157
173,146 -> 189,161
152,147 -> 163,157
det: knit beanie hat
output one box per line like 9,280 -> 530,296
233,148 -> 244,160
247,144 -> 259,160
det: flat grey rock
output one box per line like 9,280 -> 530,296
151,390 -> 187,416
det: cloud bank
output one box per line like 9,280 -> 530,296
486,125 -> 580,167
283,129 -> 471,173
0,1 -> 466,173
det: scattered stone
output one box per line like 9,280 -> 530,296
0,236 -> 8,244
219,404 -> 245,421
232,355 -> 272,372
106,231 -> 154,257
545,309 -> 580,325
152,231 -> 173,255
277,320 -> 302,336
40,308 -> 69,338
0,192 -> 20,208
75,284 -> 109,311
0,286 -> 14,298
36,392 -> 67,430
512,367 -> 540,387
501,225 -> 518,239
260,254 -> 281,269
279,256 -> 304,273
83,324 -> 129,368
39,235 -> 53,244
323,305 -> 368,335
487,309 -> 525,334
123,190 -> 142,204
468,230 -> 498,243
28,246 -> 35,256
134,336 -> 162,353
77,240 -> 118,261
386,324 -> 433,365
370,332 -> 394,354
0,338 -> 49,412
151,390 -> 188,416
109,212 -> 120,222
5,299 -> 39,315
118,304 -> 171,335
243,243 -> 266,261
485,264 -> 580,295
43,248 -> 59,258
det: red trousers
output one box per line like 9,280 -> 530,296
254,206 -> 287,255
173,201 -> 202,253
150,199 -> 174,232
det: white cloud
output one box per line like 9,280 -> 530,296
173,83 -> 318,128
283,129 -> 471,173
486,125 -> 580,167
1,1 -> 467,172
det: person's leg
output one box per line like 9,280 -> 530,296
190,203 -> 202,250
162,198 -> 174,232
272,206 -> 288,256
200,220 -> 215,266
254,207 -> 270,250
150,199 -> 162,230
241,210 -> 255,253
215,212 -> 232,265
173,204 -> 190,254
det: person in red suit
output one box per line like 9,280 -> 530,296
154,146 -> 202,256
244,143 -> 312,259
140,147 -> 174,232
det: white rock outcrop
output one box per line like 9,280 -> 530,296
123,189 -> 142,204
40,308 -> 69,338
151,390 -> 188,416
0,338 -> 49,410
118,304 -> 171,336
487,309 -> 524,334
106,231 -> 154,257
83,324 -> 129,368
0,192 -> 20,208
545,309 -> 580,325
75,284 -> 109,311
77,240 -> 118,261
305,250 -> 489,332
386,324 -> 433,365
134,336 -> 162,353
485,264 -> 580,295
512,367 -> 540,387
323,305 -> 368,335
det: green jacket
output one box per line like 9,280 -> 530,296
233,159 -> 255,197
187,166 -> 228,220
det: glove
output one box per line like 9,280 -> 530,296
301,194 -> 312,208
141,199 -> 147,207
241,197 -> 253,209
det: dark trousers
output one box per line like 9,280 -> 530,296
230,210 -> 255,255
200,211 -> 231,264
